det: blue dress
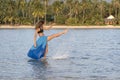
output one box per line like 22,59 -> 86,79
27,36 -> 47,60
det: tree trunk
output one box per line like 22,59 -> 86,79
34,18 -> 36,25
82,10 -> 85,24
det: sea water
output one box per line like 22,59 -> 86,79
0,29 -> 120,80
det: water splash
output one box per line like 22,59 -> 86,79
52,53 -> 69,60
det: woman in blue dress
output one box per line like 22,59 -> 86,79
27,21 -> 68,60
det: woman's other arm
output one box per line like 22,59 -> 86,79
34,30 -> 38,47
43,23 -> 55,30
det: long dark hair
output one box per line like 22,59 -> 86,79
35,21 -> 44,29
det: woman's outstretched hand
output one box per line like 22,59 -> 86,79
50,22 -> 56,26
63,29 -> 68,34
44,22 -> 56,30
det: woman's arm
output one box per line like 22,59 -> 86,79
43,23 -> 55,30
34,30 -> 38,47
47,29 -> 68,41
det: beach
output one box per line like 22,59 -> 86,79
0,25 -> 120,29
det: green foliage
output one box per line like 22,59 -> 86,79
55,15 -> 67,24
0,0 -> 120,25
19,18 -> 32,25
65,18 -> 79,25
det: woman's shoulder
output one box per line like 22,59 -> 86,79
40,35 -> 48,38
39,36 -> 48,40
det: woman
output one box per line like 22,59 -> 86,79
27,21 -> 68,60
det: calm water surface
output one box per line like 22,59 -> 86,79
0,29 -> 120,80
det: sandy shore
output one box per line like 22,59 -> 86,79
0,25 -> 120,29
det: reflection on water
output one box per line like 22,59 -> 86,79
27,59 -> 48,80
0,29 -> 120,80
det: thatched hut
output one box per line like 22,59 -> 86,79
105,15 -> 115,25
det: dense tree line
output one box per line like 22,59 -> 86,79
0,0 -> 120,25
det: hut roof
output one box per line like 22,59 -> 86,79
107,15 -> 115,19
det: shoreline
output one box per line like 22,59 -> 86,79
0,25 -> 120,29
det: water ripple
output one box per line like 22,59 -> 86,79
0,29 -> 120,80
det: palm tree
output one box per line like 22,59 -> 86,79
72,0 -> 80,24
65,0 -> 74,18
44,0 -> 49,25
112,0 -> 120,18
98,0 -> 104,20
52,0 -> 63,22
4,0 -> 16,24
112,0 -> 120,24
0,0 -> 5,23
19,0 -> 27,18
31,0 -> 45,24
80,0 -> 89,24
